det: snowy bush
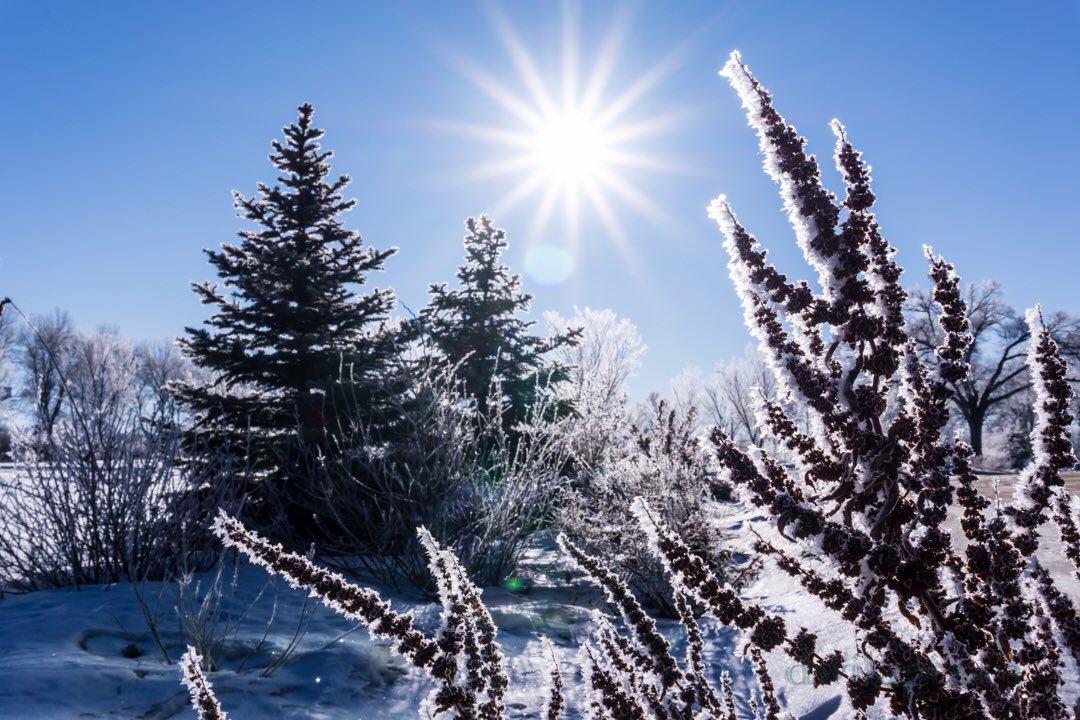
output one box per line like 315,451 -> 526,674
0,325 -> 238,592
558,397 -> 749,616
548,311 -> 753,617
545,307 -> 752,617
544,306 -> 646,468
0,330 -> 184,589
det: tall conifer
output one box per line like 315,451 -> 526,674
175,104 -> 396,485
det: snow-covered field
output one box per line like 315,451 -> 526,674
1,475 -> 1077,719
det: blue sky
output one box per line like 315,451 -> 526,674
1,1 -> 1077,398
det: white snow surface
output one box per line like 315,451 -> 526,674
2,477 -> 1079,719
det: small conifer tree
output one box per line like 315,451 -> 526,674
415,215 -> 578,430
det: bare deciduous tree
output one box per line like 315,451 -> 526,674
14,308 -> 75,454
703,345 -> 777,449
0,306 -> 14,460
544,306 -> 646,466
136,338 -> 195,429
908,280 -> 1080,455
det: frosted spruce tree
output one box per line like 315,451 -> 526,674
415,215 -> 578,432
175,103 -> 397,512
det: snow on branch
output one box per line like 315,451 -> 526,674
537,637 -> 564,720
417,527 -> 508,719
1024,305 -> 1076,479
831,120 -> 907,353
707,195 -> 847,453
556,533 -> 681,690
204,512 -> 520,720
1011,305 -> 1080,568
707,52 -> 1080,716
924,246 -> 972,384
630,497 -> 786,651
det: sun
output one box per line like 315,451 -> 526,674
441,4 -> 682,278
530,108 -> 612,191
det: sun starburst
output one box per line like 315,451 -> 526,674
441,4 -> 682,283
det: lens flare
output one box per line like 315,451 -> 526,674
524,244 -> 575,285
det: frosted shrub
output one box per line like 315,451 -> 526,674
558,398 -> 749,615
700,51 -> 1080,717
0,330 -> 195,590
544,306 -> 647,467
546,307 -> 750,616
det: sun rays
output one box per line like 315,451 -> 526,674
441,3 -> 682,283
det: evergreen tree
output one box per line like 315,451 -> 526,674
416,215 -> 578,429
175,103 -> 397,484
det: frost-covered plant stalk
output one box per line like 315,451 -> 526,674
700,50 -> 1080,718
558,523 -> 780,719
207,510 -> 526,720
186,507 -> 769,720
180,647 -> 229,720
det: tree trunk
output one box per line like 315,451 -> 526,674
967,408 -> 986,457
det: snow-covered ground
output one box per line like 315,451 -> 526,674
1,476 -> 1077,719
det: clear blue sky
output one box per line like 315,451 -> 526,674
1,1 -> 1077,398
